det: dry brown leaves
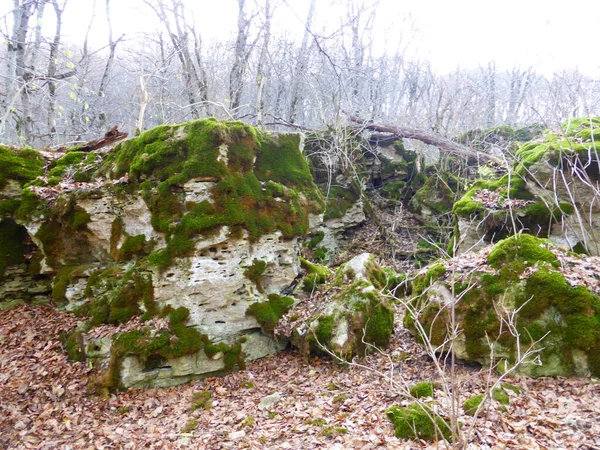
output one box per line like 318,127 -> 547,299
472,189 -> 535,211
85,315 -> 170,341
28,174 -> 129,206
2,304 -> 600,449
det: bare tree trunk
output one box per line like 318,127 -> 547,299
288,0 -> 315,123
485,61 -> 496,127
255,0 -> 273,127
97,0 -> 123,129
3,0 -> 37,142
145,0 -> 206,118
229,0 -> 256,116
47,0 -> 68,143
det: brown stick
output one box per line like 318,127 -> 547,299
347,115 -> 503,164
75,126 -> 128,152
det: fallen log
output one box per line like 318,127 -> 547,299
347,115 -> 503,164
73,126 -> 128,152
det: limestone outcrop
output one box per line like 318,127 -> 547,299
406,234 -> 600,377
2,119 -> 325,388
453,118 -> 600,255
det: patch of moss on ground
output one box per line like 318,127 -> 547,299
190,390 -> 212,411
386,404 -> 452,442
463,394 -> 484,416
409,381 -> 437,399
246,294 -> 295,335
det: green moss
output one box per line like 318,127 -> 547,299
51,265 -> 87,303
463,394 -> 484,416
322,184 -> 360,221
411,232 -> 600,377
321,426 -> 348,437
46,152 -> 87,185
492,387 -> 510,405
306,231 -> 325,249
386,404 -> 452,442
81,269 -> 156,326
244,259 -> 267,293
255,132 -> 315,191
0,199 -> 21,216
0,146 -> 44,189
68,208 -> 91,230
61,330 -> 85,362
312,314 -> 335,344
246,294 -> 295,335
412,264 -> 446,296
118,234 -> 147,261
181,419 -> 198,433
409,173 -> 458,216
14,187 -> 44,221
487,234 -> 558,276
332,393 -> 348,404
300,257 -> 331,292
190,390 -> 212,411
103,120 -> 323,272
501,383 -> 522,394
409,381 -> 437,399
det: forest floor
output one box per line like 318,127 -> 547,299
1,303 -> 600,450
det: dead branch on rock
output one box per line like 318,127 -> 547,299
347,115 -> 503,165
64,126 -> 128,153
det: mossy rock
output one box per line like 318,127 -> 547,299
405,235 -> 600,378
386,404 -> 452,442
300,280 -> 394,360
97,306 -> 247,391
95,119 -> 324,271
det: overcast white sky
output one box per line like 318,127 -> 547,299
3,0 -> 600,77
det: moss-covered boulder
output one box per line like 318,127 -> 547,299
386,404 -> 452,442
4,119 -> 325,388
452,117 -> 600,255
291,253 -> 395,359
406,234 -> 600,377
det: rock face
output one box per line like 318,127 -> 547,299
453,118 -> 600,255
304,137 -> 419,260
0,148 -> 52,308
4,119 -> 325,388
406,234 -> 600,378
290,253 -> 396,360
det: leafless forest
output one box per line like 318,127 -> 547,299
2,0 -> 599,147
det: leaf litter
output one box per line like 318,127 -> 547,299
1,304 -> 600,449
